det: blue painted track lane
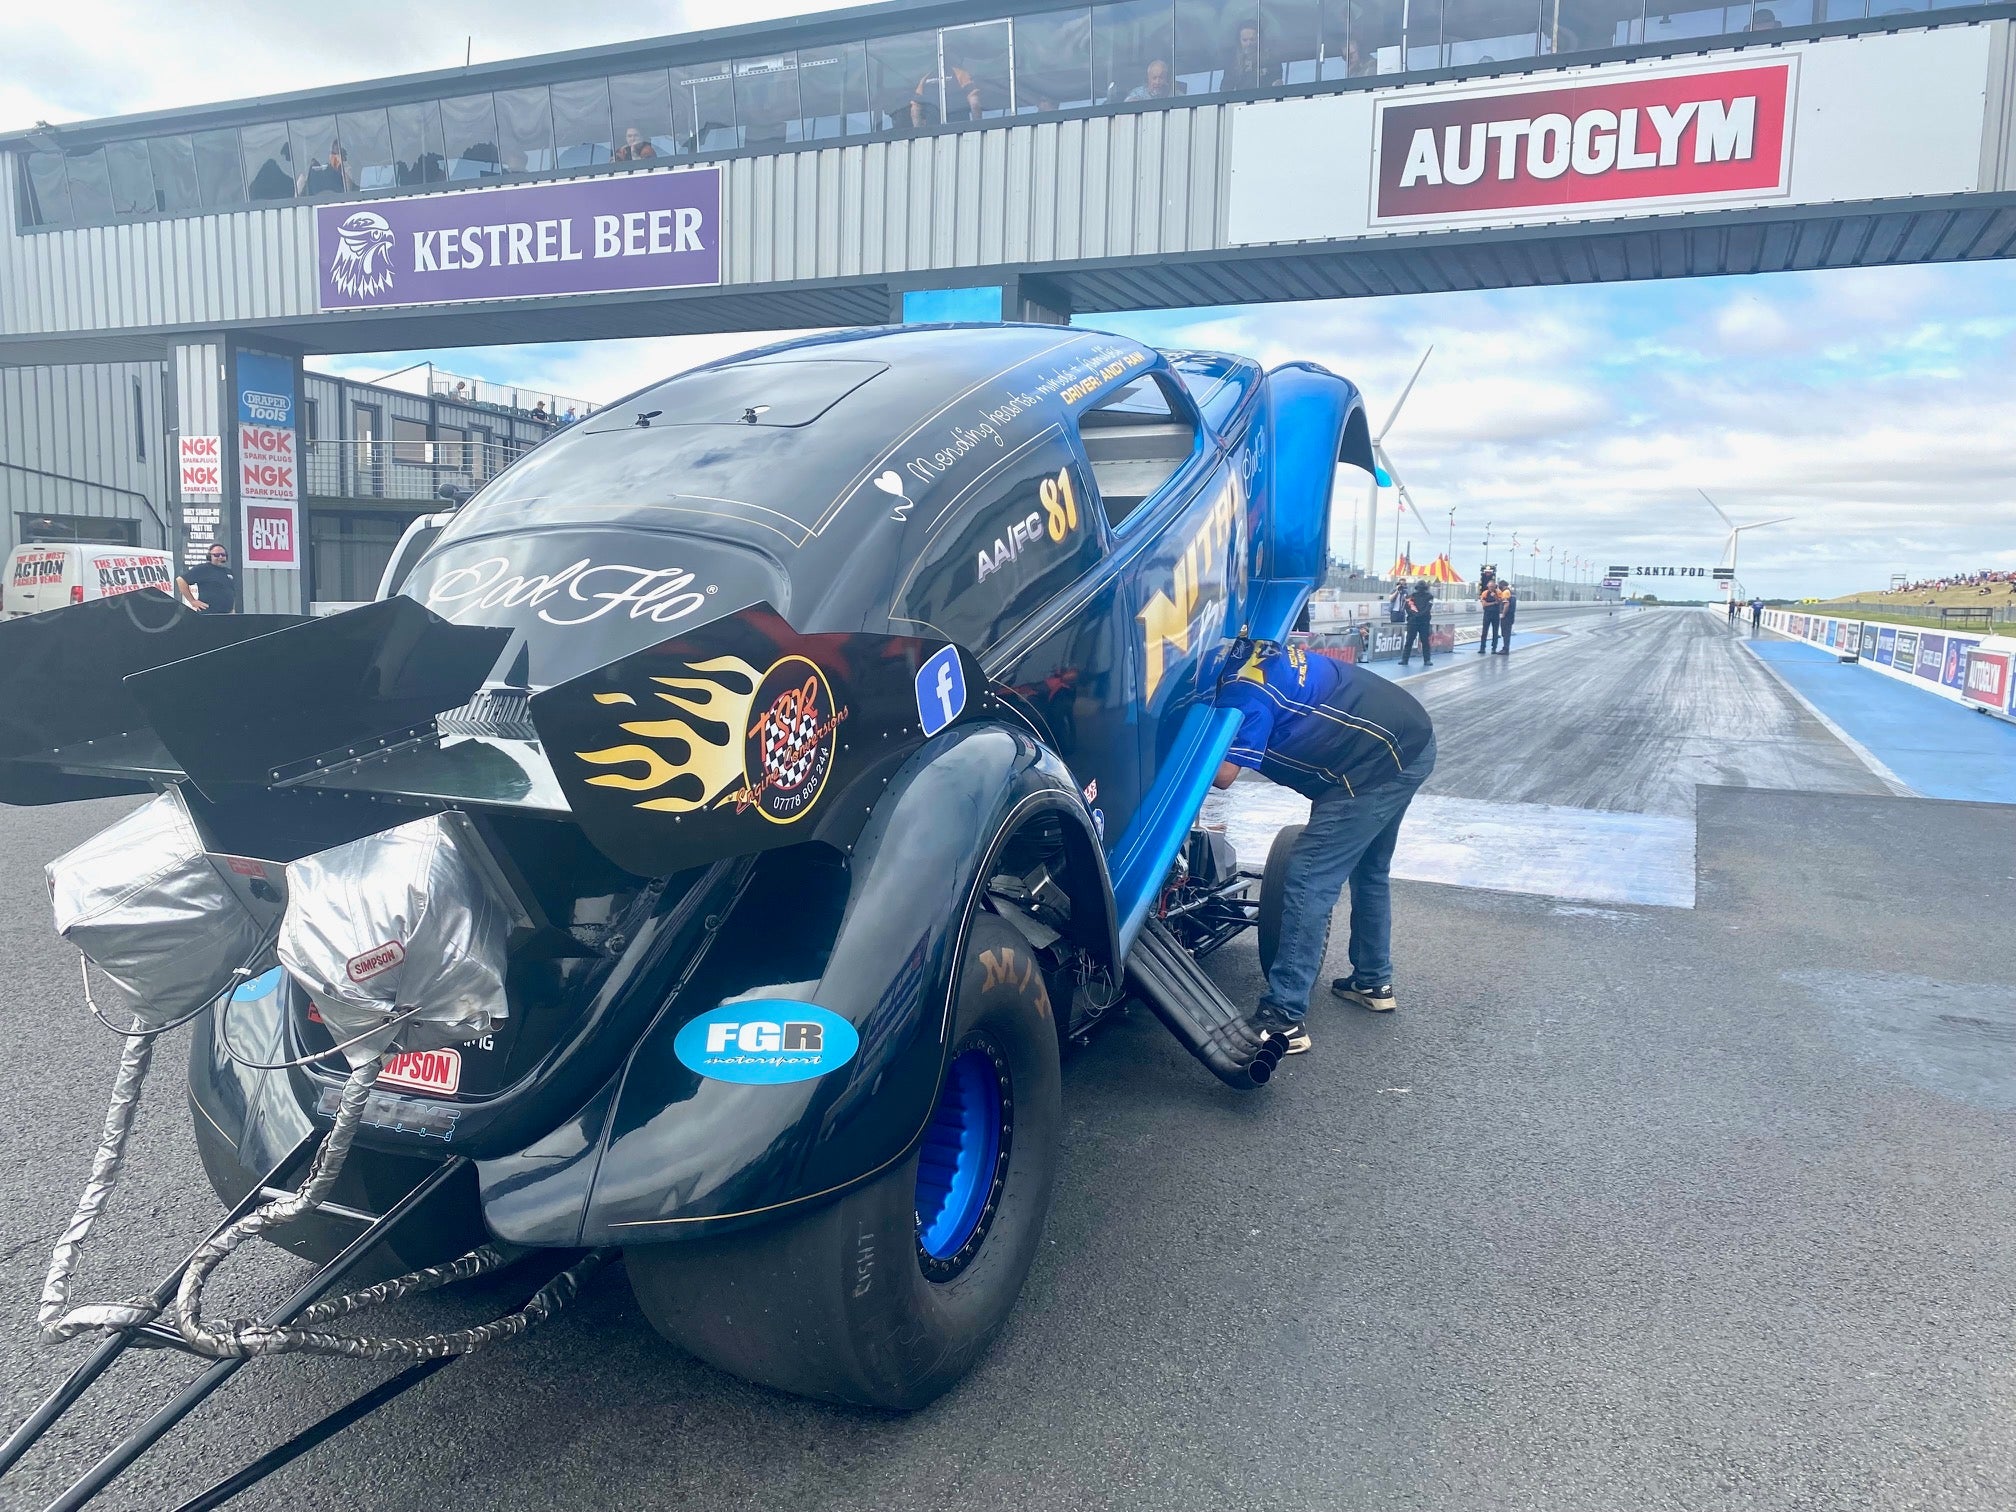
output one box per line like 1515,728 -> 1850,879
1745,632 -> 2016,804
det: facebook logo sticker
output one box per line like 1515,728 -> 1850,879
916,645 -> 966,736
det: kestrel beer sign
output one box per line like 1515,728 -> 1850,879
1372,59 -> 1795,225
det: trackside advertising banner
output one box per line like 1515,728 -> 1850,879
1373,61 -> 1793,223
1226,25 -> 1994,243
1760,609 -> 2016,720
315,167 -> 721,311
235,350 -> 299,570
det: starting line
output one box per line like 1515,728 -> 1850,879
1216,783 -> 1696,910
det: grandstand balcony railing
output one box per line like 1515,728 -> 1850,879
425,368 -> 597,425
12,0 -> 2009,234
303,437 -> 528,503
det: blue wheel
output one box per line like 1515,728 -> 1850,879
915,1038 -> 1012,1280
627,911 -> 1060,1408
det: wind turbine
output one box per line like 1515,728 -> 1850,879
1367,346 -> 1438,578
1699,490 -> 1793,598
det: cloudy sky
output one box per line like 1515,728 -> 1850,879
8,1 -> 2013,598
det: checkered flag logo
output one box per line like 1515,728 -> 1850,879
761,684 -> 824,794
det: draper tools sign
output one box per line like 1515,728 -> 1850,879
315,167 -> 721,311
236,351 -> 299,569
1373,59 -> 1794,224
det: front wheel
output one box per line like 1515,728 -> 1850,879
626,910 -> 1063,1409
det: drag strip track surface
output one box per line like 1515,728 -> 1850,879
1410,608 -> 1890,816
4,629 -> 2015,1510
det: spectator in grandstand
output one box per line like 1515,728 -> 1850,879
1127,60 -> 1183,101
1748,7 -> 1781,28
613,126 -> 658,162
300,142 -> 353,196
532,401 -> 551,426
1498,581 -> 1517,652
561,406 -> 578,425
248,142 -> 295,201
1227,23 -> 1277,89
1345,40 -> 1374,77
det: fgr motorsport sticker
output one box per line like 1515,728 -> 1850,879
673,1001 -> 860,1085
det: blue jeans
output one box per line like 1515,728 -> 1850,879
1259,737 -> 1437,1021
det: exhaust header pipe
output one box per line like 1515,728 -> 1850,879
1123,918 -> 1284,1090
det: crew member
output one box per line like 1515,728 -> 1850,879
1750,596 -> 1764,629
1398,578 -> 1435,667
1497,580 -> 1517,653
1478,577 -> 1504,654
1727,594 -> 1739,624
1213,640 -> 1436,1053
176,543 -> 237,615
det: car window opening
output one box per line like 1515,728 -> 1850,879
1078,375 -> 1197,526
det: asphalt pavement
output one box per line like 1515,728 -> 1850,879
2,612 -> 2012,1511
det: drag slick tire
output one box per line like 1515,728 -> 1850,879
626,910 -> 1063,1410
1256,823 -> 1333,979
1256,823 -> 1301,977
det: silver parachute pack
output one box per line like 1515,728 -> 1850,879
276,813 -> 512,1068
39,800 -> 588,1363
48,788 -> 269,1032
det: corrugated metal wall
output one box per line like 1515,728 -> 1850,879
172,341 -> 223,438
720,108 -> 1226,283
0,361 -> 168,554
3,106 -> 1234,337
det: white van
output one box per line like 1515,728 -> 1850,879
3,543 -> 178,618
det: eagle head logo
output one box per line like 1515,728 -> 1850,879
329,211 -> 396,299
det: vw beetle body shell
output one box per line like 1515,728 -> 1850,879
143,325 -> 1371,1245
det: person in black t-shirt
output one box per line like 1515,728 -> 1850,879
177,544 -> 237,614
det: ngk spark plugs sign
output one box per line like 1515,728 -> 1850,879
179,435 -> 222,497
1371,60 -> 1793,225
315,167 -> 720,311
236,350 -> 299,570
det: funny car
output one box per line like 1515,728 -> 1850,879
0,324 -> 1372,1471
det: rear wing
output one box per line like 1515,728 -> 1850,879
0,592 -> 988,879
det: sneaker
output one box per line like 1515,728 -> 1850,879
1330,978 -> 1397,1013
1251,1007 -> 1311,1056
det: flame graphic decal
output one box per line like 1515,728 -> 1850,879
574,655 -> 762,812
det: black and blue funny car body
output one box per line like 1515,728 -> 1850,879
0,324 -> 1372,1411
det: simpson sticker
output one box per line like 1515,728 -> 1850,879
672,1001 -> 861,1085
346,940 -> 407,983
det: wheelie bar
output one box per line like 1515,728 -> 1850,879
0,1143 -> 607,1512
1124,917 -> 1287,1088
